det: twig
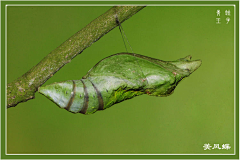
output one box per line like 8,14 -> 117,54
7,6 -> 146,108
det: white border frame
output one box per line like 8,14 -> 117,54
4,3 -> 236,156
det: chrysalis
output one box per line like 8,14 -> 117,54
38,53 -> 201,114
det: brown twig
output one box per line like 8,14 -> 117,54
7,6 -> 146,108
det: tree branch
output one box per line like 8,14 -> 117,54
7,6 -> 146,108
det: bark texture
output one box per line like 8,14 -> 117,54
7,6 -> 146,108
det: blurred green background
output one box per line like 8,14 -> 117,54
7,5 -> 235,154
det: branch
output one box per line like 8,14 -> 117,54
7,6 -> 146,108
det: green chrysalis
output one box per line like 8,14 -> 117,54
38,53 -> 201,114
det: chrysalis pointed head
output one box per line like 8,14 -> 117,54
170,55 -> 202,78
173,55 -> 202,74
146,55 -> 201,97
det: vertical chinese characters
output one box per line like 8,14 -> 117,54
216,10 -> 221,24
225,9 -> 231,24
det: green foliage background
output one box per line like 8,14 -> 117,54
7,5 -> 234,154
